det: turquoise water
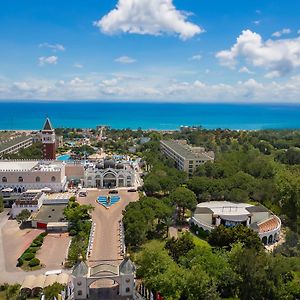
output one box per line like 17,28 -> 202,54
57,154 -> 71,161
0,101 -> 300,130
97,195 -> 121,207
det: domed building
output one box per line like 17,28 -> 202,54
190,201 -> 281,245
83,158 -> 136,189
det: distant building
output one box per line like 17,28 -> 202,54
41,118 -> 56,160
0,160 -> 67,193
0,135 -> 33,157
160,140 -> 214,175
84,158 -> 136,189
10,190 -> 45,218
190,201 -> 281,245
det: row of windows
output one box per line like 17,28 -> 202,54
2,176 -> 56,183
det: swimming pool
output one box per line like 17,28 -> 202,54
57,154 -> 71,161
97,195 -> 121,207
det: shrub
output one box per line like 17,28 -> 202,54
28,258 -> 40,267
69,229 -> 78,236
33,240 -> 43,247
17,258 -> 24,267
28,247 -> 39,253
22,253 -> 34,261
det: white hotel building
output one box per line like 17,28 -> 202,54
160,140 -> 215,176
190,201 -> 281,245
0,160 -> 67,193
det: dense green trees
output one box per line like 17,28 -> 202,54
123,197 -> 172,247
170,187 -> 197,222
136,238 -> 300,300
208,225 -> 263,251
16,209 -> 31,223
64,200 -> 94,265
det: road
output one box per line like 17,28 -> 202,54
78,189 -> 138,262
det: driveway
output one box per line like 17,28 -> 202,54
78,189 -> 139,263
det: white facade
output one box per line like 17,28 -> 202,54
83,159 -> 136,189
11,190 -> 46,218
190,201 -> 281,245
0,160 -> 67,193
160,140 -> 215,176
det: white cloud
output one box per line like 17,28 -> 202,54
38,56 -> 58,66
253,20 -> 261,25
272,28 -> 291,38
94,0 -> 203,40
73,63 -> 84,68
216,30 -> 300,76
264,71 -> 280,79
239,66 -> 254,74
3,73 -> 300,102
39,43 -> 65,52
114,56 -> 136,64
189,54 -> 202,61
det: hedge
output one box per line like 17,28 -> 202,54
29,258 -> 40,267
22,253 -> 35,261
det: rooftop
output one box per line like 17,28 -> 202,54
0,135 -> 32,153
33,204 -> 67,223
161,140 -> 214,160
196,201 -> 253,216
42,118 -> 54,131
0,160 -> 64,172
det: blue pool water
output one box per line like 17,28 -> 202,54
97,195 -> 121,207
57,154 -> 71,161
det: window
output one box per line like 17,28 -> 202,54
36,176 -> 40,182
126,288 -> 130,293
51,176 -> 56,182
77,291 -> 82,296
2,177 -> 7,183
18,176 -> 23,182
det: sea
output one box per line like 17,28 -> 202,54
0,101 -> 300,130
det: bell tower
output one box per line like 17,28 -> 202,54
41,117 -> 56,160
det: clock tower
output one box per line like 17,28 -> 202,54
41,117 -> 56,160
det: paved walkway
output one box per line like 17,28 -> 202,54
0,211 -> 71,284
78,189 -> 139,263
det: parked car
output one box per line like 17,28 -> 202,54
108,190 -> 118,194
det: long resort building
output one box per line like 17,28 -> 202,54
0,135 -> 33,158
0,160 -> 67,193
160,140 -> 215,175
190,201 -> 281,245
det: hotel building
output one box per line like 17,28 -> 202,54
0,135 -> 33,158
190,201 -> 281,245
0,160 -> 67,193
84,158 -> 136,189
160,140 -> 215,175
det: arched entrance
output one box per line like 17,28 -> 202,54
89,278 -> 120,299
262,236 -> 268,245
268,235 -> 273,244
103,173 -> 117,189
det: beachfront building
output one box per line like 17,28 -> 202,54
0,160 -> 67,193
160,140 -> 215,176
10,190 -> 46,218
0,135 -> 33,158
190,201 -> 281,245
84,158 -> 136,189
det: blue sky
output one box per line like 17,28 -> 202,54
0,0 -> 300,102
